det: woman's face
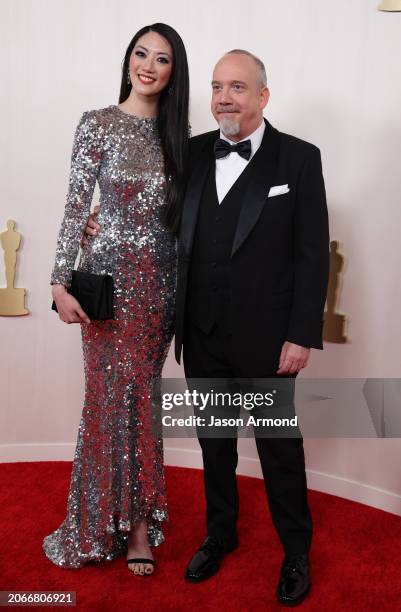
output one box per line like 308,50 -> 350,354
129,31 -> 173,97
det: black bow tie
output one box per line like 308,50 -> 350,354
214,138 -> 252,161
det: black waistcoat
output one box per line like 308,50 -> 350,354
186,158 -> 257,334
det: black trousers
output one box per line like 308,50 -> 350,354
183,321 -> 313,556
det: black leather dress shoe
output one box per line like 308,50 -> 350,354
185,534 -> 238,583
276,553 -> 311,606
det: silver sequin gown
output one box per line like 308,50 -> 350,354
43,105 -> 176,568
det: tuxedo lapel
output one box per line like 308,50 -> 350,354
180,121 -> 280,257
180,132 -> 217,255
231,119 -> 280,257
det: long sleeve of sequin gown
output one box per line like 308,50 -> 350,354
50,110 -> 103,288
43,106 -> 176,568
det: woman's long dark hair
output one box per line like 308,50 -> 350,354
119,23 -> 189,235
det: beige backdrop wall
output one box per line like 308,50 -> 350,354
1,0 -> 401,515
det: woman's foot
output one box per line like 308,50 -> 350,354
126,520 -> 154,575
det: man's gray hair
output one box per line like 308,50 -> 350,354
225,49 -> 267,88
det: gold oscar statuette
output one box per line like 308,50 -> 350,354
378,0 -> 401,11
0,219 -> 29,316
323,240 -> 347,343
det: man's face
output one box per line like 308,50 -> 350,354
211,53 -> 269,141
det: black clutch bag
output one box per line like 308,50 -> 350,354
51,270 -> 114,320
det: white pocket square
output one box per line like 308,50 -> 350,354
268,184 -> 290,197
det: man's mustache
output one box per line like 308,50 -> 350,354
216,106 -> 240,113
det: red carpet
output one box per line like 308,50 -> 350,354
0,462 -> 400,611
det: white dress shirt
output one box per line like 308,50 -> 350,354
215,119 -> 266,204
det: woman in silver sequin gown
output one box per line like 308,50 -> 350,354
43,24 -> 189,573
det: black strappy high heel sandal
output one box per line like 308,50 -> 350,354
126,557 -> 155,576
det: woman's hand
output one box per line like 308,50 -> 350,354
52,284 -> 91,324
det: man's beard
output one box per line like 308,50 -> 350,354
219,115 -> 241,138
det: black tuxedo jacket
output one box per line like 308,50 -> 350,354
174,118 -> 330,365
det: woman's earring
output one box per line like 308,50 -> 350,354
127,71 -> 131,85
168,86 -> 173,96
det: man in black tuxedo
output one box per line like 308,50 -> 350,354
175,49 -> 329,606
83,49 -> 329,606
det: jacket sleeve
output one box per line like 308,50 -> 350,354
286,146 -> 330,349
50,110 -> 104,288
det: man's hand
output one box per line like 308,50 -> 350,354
80,204 -> 101,248
277,341 -> 310,375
